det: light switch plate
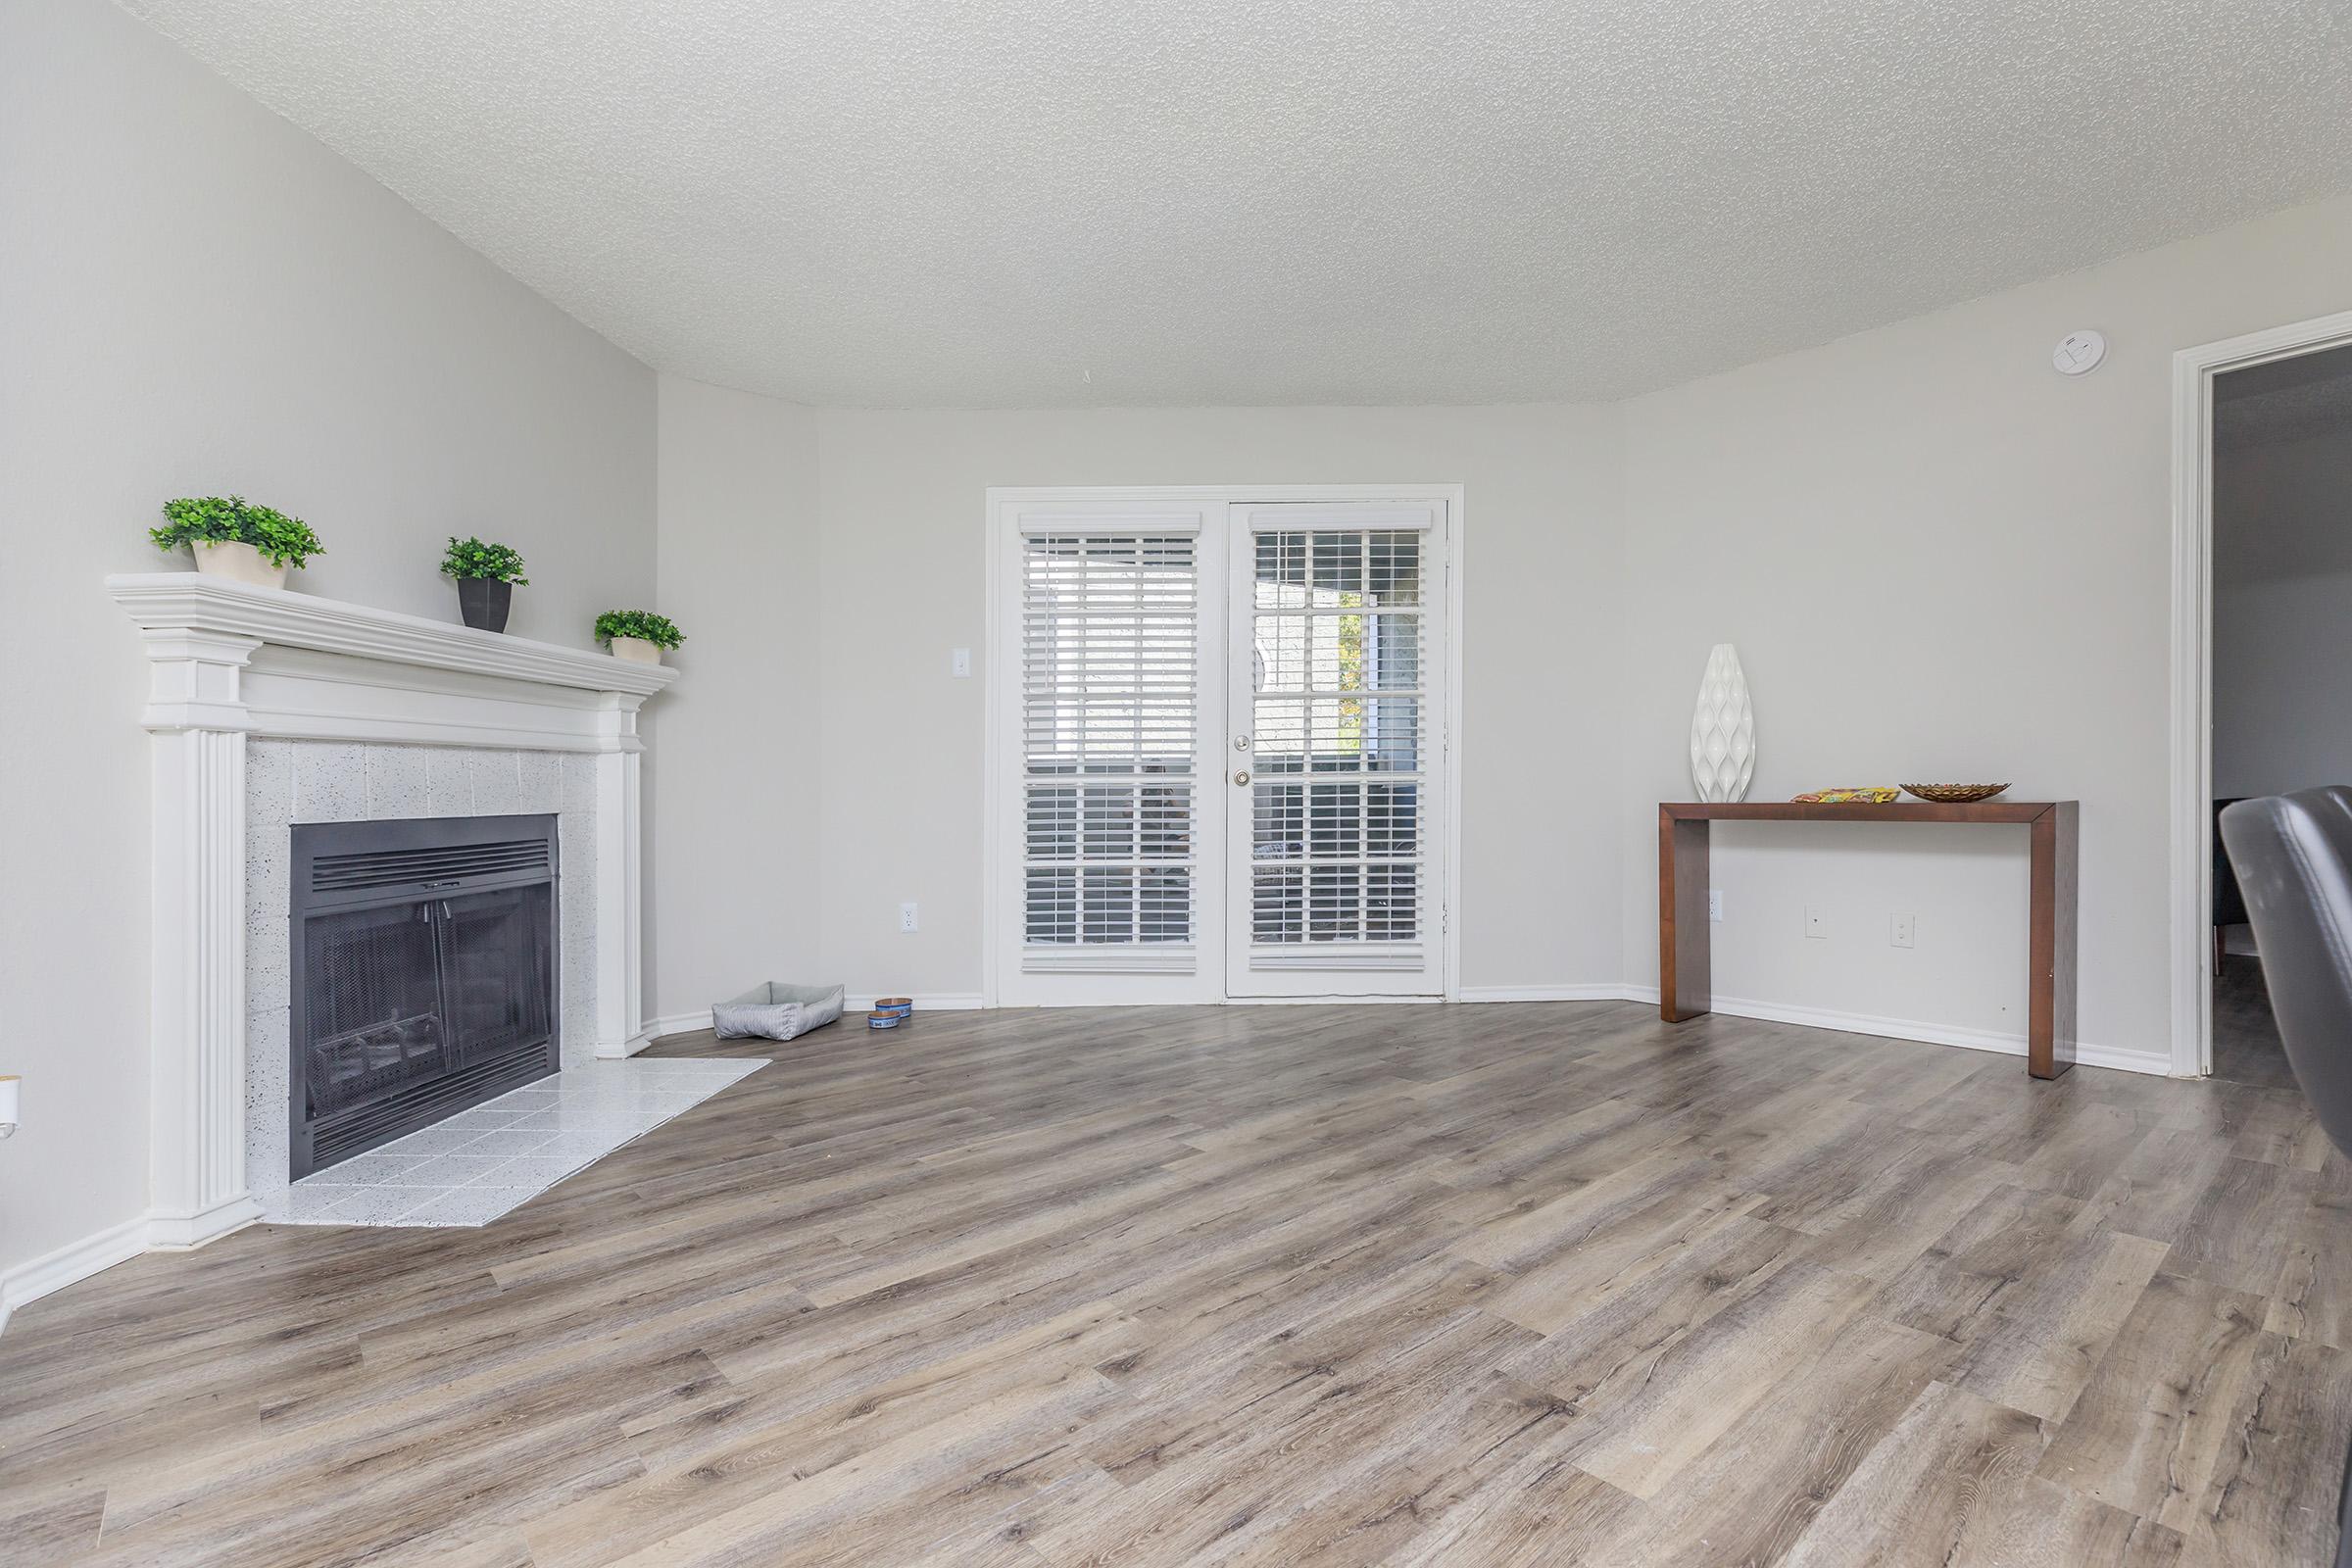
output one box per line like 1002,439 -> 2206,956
951,648 -> 972,677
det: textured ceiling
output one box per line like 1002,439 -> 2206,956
124,0 -> 2352,407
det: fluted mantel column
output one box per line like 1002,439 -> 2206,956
139,629 -> 267,1248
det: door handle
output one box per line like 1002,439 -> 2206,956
1233,769 -> 1250,786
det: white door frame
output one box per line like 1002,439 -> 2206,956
2169,308 -> 2352,1077
982,483 -> 1467,1008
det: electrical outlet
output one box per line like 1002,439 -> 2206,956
1804,906 -> 1827,940
1708,890 -> 1724,923
899,902 -> 919,933
951,648 -> 971,678
1891,912 -> 1917,949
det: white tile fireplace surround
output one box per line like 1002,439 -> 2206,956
242,737 -> 600,1217
111,574 -> 678,1245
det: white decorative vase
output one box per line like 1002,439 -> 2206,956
609,635 -> 663,665
190,539 -> 287,590
1689,643 -> 1755,803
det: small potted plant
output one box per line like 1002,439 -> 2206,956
441,536 -> 529,633
149,496 -> 323,588
595,610 -> 684,665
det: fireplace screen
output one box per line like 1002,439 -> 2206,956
290,815 -> 559,1177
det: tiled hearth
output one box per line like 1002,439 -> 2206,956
281,1057 -> 763,1226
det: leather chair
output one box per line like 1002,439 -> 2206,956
2219,787 -> 2352,1158
2215,787 -> 2352,1568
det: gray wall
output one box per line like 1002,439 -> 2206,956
804,403 -> 1627,1004
650,375 -> 824,1019
642,192 -> 2352,1067
0,0 -> 655,1283
2213,429 -> 2352,798
643,396 -> 1627,1018
1615,194 -> 2352,1063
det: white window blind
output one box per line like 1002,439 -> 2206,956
1022,534 -> 1198,951
1250,528 -> 1425,945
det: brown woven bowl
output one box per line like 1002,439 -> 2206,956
1900,783 -> 2010,804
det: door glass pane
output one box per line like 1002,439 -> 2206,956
1021,533 -> 1197,947
1250,528 -> 1423,944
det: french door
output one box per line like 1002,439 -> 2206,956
991,492 -> 1450,1005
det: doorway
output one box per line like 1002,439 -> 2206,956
985,487 -> 1460,1007
2172,310 -> 2352,1079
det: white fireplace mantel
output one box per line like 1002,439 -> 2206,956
109,573 -> 677,1251
110,572 -> 675,749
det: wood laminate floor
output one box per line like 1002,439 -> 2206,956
6,1002 -> 2351,1567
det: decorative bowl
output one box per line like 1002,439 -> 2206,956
1900,783 -> 2010,804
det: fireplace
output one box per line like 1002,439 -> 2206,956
112,574 -> 670,1245
290,815 -> 560,1178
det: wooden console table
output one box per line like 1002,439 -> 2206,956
1659,801 -> 2079,1079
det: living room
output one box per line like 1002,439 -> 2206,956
5,1 -> 2352,1563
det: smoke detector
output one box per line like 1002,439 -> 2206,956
2053,330 -> 2107,376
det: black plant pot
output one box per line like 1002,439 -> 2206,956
457,577 -> 513,634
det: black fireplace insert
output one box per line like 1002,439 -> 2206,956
289,814 -> 560,1178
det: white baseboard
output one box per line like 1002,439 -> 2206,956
1638,986 -> 2170,1077
596,1023 -> 668,1059
144,1195 -> 264,1251
847,993 -> 987,1013
1457,984 -> 1648,1004
676,982 -> 2174,1077
638,994 -> 989,1045
1449,982 -> 2173,1078
1,1211 -> 162,1336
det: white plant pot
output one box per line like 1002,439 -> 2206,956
609,635 -> 663,665
190,539 -> 288,590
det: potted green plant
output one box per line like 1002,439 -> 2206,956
149,496 -> 323,589
441,536 -> 529,633
594,610 -> 684,665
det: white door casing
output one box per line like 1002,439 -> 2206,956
2169,307 -> 2352,1077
